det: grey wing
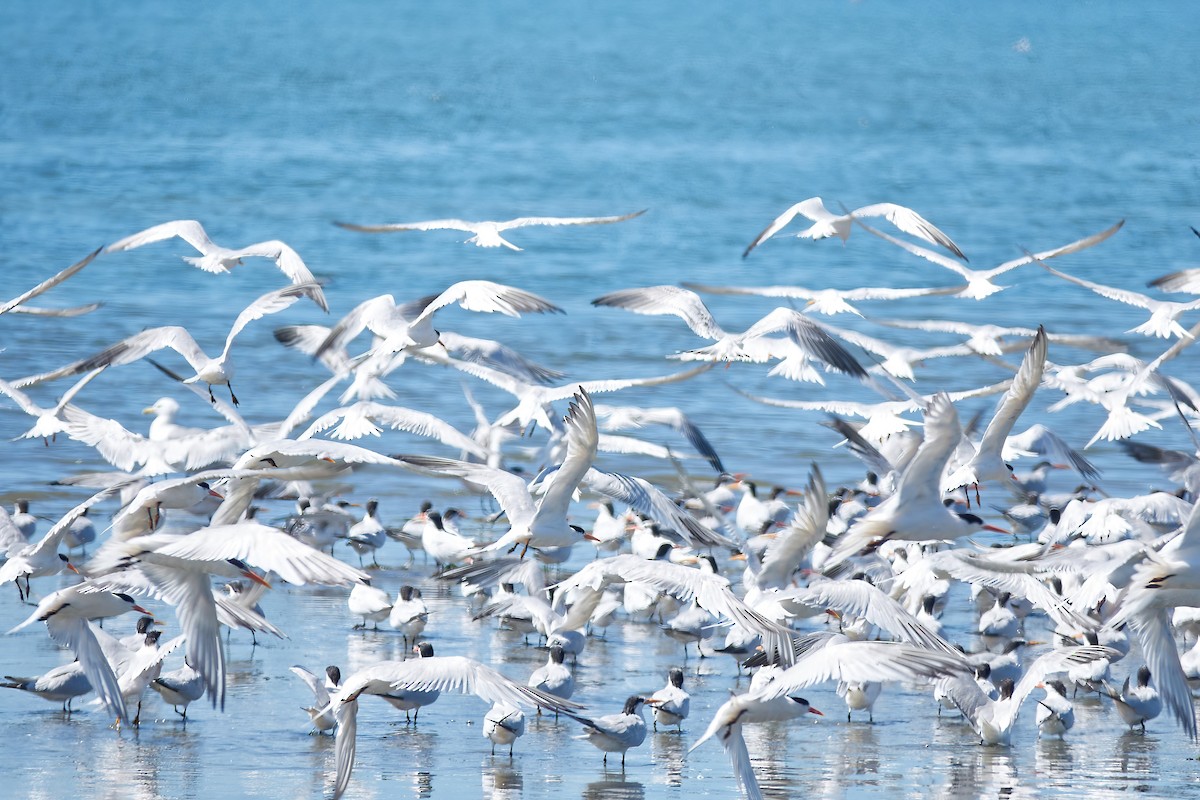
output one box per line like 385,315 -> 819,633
1,248 -> 99,314
583,468 -> 735,549
333,218 -> 477,233
591,286 -> 726,340
104,219 -> 214,254
499,210 -> 646,229
47,616 -> 128,721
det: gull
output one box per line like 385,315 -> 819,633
742,197 -> 966,260
15,282 -> 325,405
331,647 -> 582,798
333,209 -> 646,251
858,218 -> 1124,300
682,280 -> 966,317
2,662 -> 92,712
7,582 -> 156,724
103,219 -> 328,310
1038,259 -> 1200,339
591,286 -> 867,376
1,248 -> 99,315
316,280 -> 563,364
483,702 -> 526,756
389,585 -> 429,647
826,394 -> 1009,566
562,695 -> 656,765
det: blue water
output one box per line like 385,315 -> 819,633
2,2 -> 1200,798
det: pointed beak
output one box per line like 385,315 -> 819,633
242,570 -> 272,589
728,552 -> 747,561
207,489 -> 224,499
142,407 -> 155,415
982,524 -> 1009,534
582,534 -> 600,542
808,706 -> 824,716
66,563 -> 81,575
131,604 -> 153,615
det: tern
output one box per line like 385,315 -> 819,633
103,219 -> 328,311
15,282 -> 325,405
331,644 -> 582,798
859,218 -> 1124,300
333,209 -> 646,251
742,197 -> 967,260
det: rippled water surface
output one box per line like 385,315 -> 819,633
2,2 -> 1200,798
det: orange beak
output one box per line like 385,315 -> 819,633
808,706 -> 824,716
242,570 -> 272,589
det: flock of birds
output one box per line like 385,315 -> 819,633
3,203 -> 1200,799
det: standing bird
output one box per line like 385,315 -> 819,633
563,695 -> 656,766
483,701 -> 527,756
7,584 -> 155,724
1035,679 -> 1075,738
11,499 -> 37,541
291,664 -> 342,734
1107,666 -> 1163,732
331,644 -> 581,798
389,585 -> 429,647
2,662 -> 92,712
151,658 -> 206,720
333,209 -> 646,251
527,645 -> 574,713
347,580 -> 392,630
346,499 -> 387,568
650,667 -> 690,732
402,389 -> 600,559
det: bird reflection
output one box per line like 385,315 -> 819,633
650,728 -> 686,786
582,774 -> 645,800
481,759 -> 523,799
1115,729 -> 1159,778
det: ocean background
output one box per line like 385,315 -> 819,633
1,2 -> 1199,798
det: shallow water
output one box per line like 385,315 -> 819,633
2,1 -> 1200,798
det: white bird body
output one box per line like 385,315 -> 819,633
650,667 -> 690,730
2,662 -> 92,710
334,209 -> 645,250
566,695 -> 651,764
483,701 -> 526,755
347,582 -> 392,629
151,660 -> 206,718
388,585 -> 429,645
104,219 -> 328,310
743,197 -> 966,260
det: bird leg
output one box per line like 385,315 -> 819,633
519,541 -> 530,560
